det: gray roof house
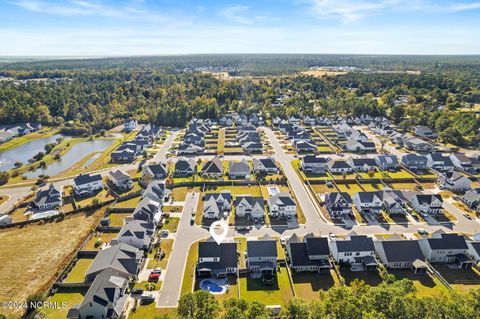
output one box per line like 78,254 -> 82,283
201,157 -> 223,177
326,159 -> 353,174
252,158 -> 279,174
67,269 -> 129,319
286,234 -> 331,272
109,170 -> 133,191
407,193 -> 443,216
419,233 -> 472,268
325,192 -> 352,217
268,192 -> 296,218
132,197 -> 160,224
301,155 -> 329,174
328,234 -> 377,270
246,235 -> 278,278
427,153 -> 455,171
203,191 -> 232,219
438,171 -> 472,192
228,159 -> 251,179
415,125 -> 438,139
85,242 -> 142,282
346,157 -> 378,172
374,239 -> 427,273
116,220 -> 154,250
235,195 -> 264,220
375,155 -> 399,170
352,191 -> 383,215
401,154 -> 428,171
142,163 -> 167,181
34,184 -> 62,210
74,173 -> 103,197
142,181 -> 168,204
197,239 -> 238,278
174,158 -> 196,176
461,188 -> 480,212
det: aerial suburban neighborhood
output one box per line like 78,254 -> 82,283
0,53 -> 480,319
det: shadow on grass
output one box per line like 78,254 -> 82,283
292,272 -> 335,291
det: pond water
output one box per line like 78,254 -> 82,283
0,134 -> 66,172
24,139 -> 114,179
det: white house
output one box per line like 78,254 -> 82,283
235,195 -> 264,220
34,184 -> 62,210
409,193 -> 443,216
419,233 -> 472,268
267,192 -> 296,218
109,170 -> 133,191
328,234 -> 377,270
438,171 -> 471,192
74,174 -> 103,197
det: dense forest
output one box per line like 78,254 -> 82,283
172,279 -> 480,319
0,55 -> 479,146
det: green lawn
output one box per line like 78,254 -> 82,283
161,217 -> 180,232
217,128 -> 225,154
41,287 -> 87,319
64,258 -> 94,283
134,281 -> 162,291
83,232 -> 118,250
113,196 -> 141,209
292,271 -> 341,300
239,266 -> 294,305
387,169 -> 414,179
148,239 -> 174,268
340,268 -> 383,287
181,241 -> 199,296
336,183 -> 364,195
129,305 -> 179,319
389,270 -> 447,297
360,183 -> 384,191
109,212 -> 130,227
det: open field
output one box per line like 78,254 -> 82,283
301,69 -> 347,77
0,208 -> 105,318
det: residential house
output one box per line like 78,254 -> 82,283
268,193 -> 296,218
142,180 -> 169,204
201,157 -> 223,177
326,159 -> 353,174
345,138 -> 376,152
438,171 -> 471,192
0,214 -> 12,226
252,158 -> 279,175
67,269 -> 129,319
401,154 -> 428,171
174,158 -> 196,176
419,233 -> 473,268
294,140 -> 317,153
203,191 -> 232,219
450,153 -> 474,173
132,197 -> 161,224
325,192 -> 352,218
415,125 -> 438,139
381,190 -> 407,215
85,242 -> 142,282
352,192 -> 383,215
301,155 -> 328,174
243,141 -> 263,153
375,155 -> 399,171
402,134 -> 436,152
328,234 -> 378,270
374,239 -> 427,273
124,119 -> 138,132
427,153 -> 455,171
74,173 -> 103,197
347,157 -> 378,172
408,193 -> 443,216
286,234 -> 331,272
111,148 -> 136,163
228,159 -> 251,179
197,239 -> 238,278
289,116 -> 301,125
303,115 -> 316,126
235,195 -> 264,220
34,184 -> 62,210
461,188 -> 480,213
141,163 -> 167,183
109,170 -> 133,191
246,236 -> 278,278
177,143 -> 203,155
116,220 -> 154,250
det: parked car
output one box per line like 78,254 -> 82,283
190,217 -> 194,225
131,288 -> 144,295
417,228 -> 428,235
139,292 -> 155,305
160,230 -> 169,237
148,273 -> 160,282
151,268 -> 162,275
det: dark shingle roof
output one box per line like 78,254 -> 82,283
247,239 -> 277,258
74,173 -> 102,185
379,240 -> 424,263
427,234 -> 468,250
305,237 -> 330,256
336,235 -> 375,253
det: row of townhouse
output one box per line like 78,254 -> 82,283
301,154 -> 400,175
202,188 -> 297,221
177,118 -> 210,155
196,231 -> 479,282
67,180 -> 168,319
402,152 -> 480,174
273,114 -> 382,128
325,190 -> 444,218
111,124 -> 161,163
237,124 -> 263,153
219,112 -> 264,127
0,122 -> 42,143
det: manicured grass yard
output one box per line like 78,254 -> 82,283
181,241 -> 199,296
389,270 -> 447,297
388,182 -> 418,190
8,206 -> 29,222
113,196 -> 141,209
148,239 -> 173,268
239,266 -> 294,305
83,232 -> 118,250
434,265 -> 480,291
109,212 -> 130,227
387,169 -> 414,179
361,183 -> 384,191
171,187 -> 202,201
340,268 -> 383,286
64,258 -> 94,283
292,271 -> 341,300
161,217 -> 180,232
129,305 -> 179,319
134,281 -> 162,291
0,209 -> 105,318
336,183 -> 363,195
41,287 -> 87,319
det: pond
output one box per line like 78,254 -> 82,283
24,139 -> 114,179
0,134 -> 66,172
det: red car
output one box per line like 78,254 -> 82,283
148,273 -> 160,282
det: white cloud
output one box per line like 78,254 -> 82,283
302,0 -> 480,22
220,5 -> 266,25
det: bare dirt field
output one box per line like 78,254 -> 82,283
0,209 -> 105,318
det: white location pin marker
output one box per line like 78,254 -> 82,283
209,220 -> 228,245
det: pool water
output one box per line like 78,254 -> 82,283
199,279 -> 227,294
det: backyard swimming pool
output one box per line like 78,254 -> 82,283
199,279 -> 227,294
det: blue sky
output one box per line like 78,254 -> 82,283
0,0 -> 479,55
